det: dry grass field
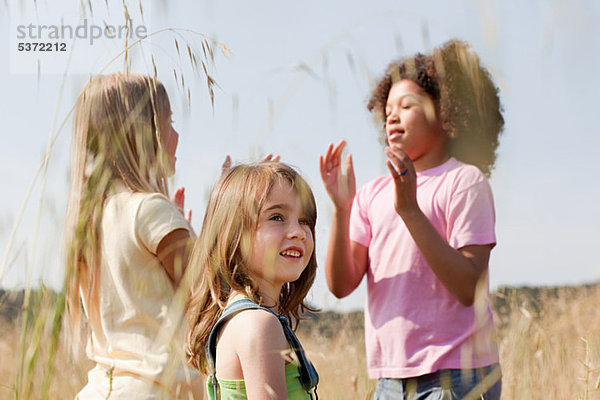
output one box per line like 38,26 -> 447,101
1,284 -> 599,399
297,284 -> 600,400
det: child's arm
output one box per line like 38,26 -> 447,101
320,141 -> 368,298
231,310 -> 289,399
137,192 -> 194,285
155,186 -> 195,285
156,228 -> 193,285
384,146 -> 490,307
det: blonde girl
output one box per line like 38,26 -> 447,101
186,162 -> 319,400
65,72 -> 202,399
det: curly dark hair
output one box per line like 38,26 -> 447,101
367,39 -> 504,176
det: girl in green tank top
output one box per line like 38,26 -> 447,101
185,162 -> 320,399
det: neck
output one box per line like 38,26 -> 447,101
412,142 -> 450,172
413,154 -> 450,172
231,280 -> 282,311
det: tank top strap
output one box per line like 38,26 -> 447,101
206,298 -> 319,400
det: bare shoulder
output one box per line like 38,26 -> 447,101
220,309 -> 289,396
216,309 -> 288,380
226,309 -> 288,353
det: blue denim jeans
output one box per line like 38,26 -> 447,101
373,364 -> 501,400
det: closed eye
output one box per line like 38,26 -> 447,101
401,95 -> 421,108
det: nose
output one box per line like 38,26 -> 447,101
386,110 -> 400,125
287,220 -> 307,241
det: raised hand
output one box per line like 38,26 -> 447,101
221,155 -> 232,174
172,186 -> 192,225
384,146 -> 418,216
259,153 -> 281,163
319,140 -> 356,211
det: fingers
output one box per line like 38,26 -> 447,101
322,140 -> 347,172
221,155 -> 232,173
259,153 -> 281,163
385,148 -> 406,177
323,142 -> 334,170
333,139 -> 346,153
389,146 -> 413,172
260,153 -> 273,162
319,155 -> 327,181
331,140 -> 346,164
174,187 -> 191,224
345,153 -> 356,187
384,146 -> 412,178
386,160 -> 400,179
172,187 -> 185,209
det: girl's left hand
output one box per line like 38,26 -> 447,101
172,186 -> 192,225
384,146 -> 419,216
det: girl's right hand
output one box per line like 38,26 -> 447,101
172,187 -> 192,225
319,140 -> 356,211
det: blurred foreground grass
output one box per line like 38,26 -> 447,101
1,283 -> 600,399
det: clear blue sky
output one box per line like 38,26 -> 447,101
1,0 -> 599,311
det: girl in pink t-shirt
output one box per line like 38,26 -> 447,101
320,39 -> 504,399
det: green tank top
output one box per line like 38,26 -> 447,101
206,297 -> 316,400
207,362 -> 310,400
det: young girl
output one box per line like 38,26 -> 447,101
64,72 -> 203,399
319,40 -> 504,399
186,162 -> 319,400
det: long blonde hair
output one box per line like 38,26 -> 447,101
185,162 -> 318,372
64,72 -> 173,343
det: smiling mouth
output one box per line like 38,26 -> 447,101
280,249 -> 303,258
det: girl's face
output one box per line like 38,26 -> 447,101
160,110 -> 179,175
385,79 -> 447,167
246,179 -> 314,298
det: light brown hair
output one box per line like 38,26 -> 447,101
185,162 -> 318,372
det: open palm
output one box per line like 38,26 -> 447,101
319,140 -> 356,211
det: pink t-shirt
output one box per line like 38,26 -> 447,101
350,157 -> 499,379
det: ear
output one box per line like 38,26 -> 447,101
443,121 -> 456,139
